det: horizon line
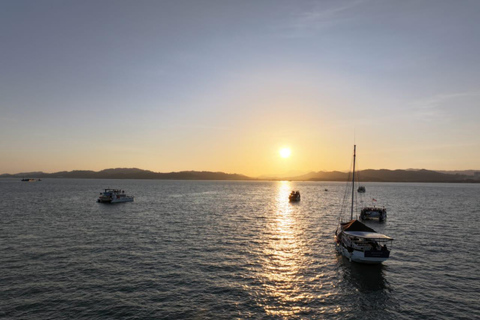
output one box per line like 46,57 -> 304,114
2,167 -> 480,177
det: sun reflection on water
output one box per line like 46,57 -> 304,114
256,181 -> 312,317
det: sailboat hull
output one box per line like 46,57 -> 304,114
335,242 -> 389,264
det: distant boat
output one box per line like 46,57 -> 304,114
360,206 -> 387,222
21,178 -> 36,182
289,190 -> 301,202
97,189 -> 134,203
357,186 -> 366,193
335,145 -> 393,264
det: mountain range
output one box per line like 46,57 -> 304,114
287,169 -> 480,182
1,168 -> 479,182
1,168 -> 251,180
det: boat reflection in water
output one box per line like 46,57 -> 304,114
336,260 -> 394,317
340,262 -> 389,292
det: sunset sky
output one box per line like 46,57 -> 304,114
1,0 -> 479,176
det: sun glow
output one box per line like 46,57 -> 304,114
279,148 -> 291,158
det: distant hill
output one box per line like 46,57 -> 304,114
1,168 -> 479,182
257,170 -> 308,180
287,171 -> 348,181
0,168 -> 252,180
437,170 -> 480,176
359,169 -> 467,182
292,169 -> 480,183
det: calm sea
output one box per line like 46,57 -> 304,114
1,179 -> 479,319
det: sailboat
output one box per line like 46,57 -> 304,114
335,145 -> 393,264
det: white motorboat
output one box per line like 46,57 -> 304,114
335,145 -> 393,264
97,189 -> 134,203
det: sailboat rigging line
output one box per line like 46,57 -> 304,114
351,145 -> 356,220
339,150 -> 355,222
355,153 -> 364,209
356,156 -> 361,186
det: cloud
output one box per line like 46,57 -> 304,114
410,92 -> 480,122
168,124 -> 231,131
278,0 -> 370,37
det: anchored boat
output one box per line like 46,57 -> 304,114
360,206 -> 387,222
97,189 -> 134,203
289,190 -> 301,202
335,145 -> 393,264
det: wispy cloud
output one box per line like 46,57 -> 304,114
278,0 -> 370,38
410,92 -> 480,122
167,124 -> 231,131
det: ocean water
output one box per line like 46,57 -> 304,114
0,179 -> 479,319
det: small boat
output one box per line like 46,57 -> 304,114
360,206 -> 387,222
335,145 -> 393,264
21,178 -> 36,182
97,189 -> 134,203
289,190 -> 301,202
357,186 -> 366,193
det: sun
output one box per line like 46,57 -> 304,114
279,147 -> 291,158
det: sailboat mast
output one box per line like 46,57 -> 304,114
351,145 -> 356,220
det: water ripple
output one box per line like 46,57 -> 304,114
0,179 -> 479,319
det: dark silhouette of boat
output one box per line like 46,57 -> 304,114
289,190 -> 301,202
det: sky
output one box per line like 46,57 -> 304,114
1,0 -> 479,176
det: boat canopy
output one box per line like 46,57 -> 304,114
362,207 -> 385,210
344,231 -> 393,240
341,219 -> 375,232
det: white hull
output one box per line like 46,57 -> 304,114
97,189 -> 134,204
360,207 -> 387,221
110,197 -> 134,203
360,213 -> 386,221
335,241 -> 388,264
98,197 -> 134,203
